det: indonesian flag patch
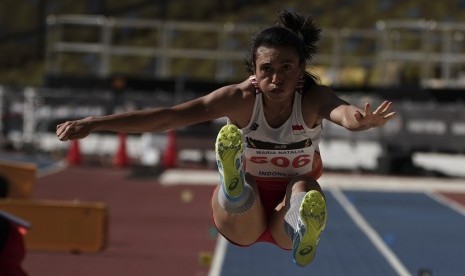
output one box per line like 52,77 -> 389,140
292,124 -> 305,135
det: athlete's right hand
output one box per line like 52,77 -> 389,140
56,117 -> 93,141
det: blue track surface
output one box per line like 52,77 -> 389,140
220,190 -> 465,276
348,191 -> 465,276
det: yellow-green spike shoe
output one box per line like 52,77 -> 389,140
292,190 -> 327,267
215,124 -> 245,200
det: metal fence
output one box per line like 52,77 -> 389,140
45,15 -> 465,88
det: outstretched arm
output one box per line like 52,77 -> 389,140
56,84 -> 245,141
56,108 -> 183,141
318,86 -> 396,131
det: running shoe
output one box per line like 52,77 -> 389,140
292,190 -> 327,267
215,124 -> 245,200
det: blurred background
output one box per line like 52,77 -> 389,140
1,1 -> 465,276
2,0 -> 465,176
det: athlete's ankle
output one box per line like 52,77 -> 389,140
217,182 -> 255,215
284,192 -> 307,239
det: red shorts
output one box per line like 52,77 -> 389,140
212,152 -> 323,248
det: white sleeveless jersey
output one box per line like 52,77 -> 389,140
240,76 -> 322,181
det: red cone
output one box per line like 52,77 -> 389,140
162,130 -> 177,169
113,133 -> 129,168
67,140 -> 82,165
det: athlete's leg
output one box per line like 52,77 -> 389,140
212,174 -> 266,245
211,124 -> 266,245
268,176 -> 327,266
268,153 -> 324,248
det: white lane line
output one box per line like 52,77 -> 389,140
37,160 -> 68,178
330,187 -> 412,276
159,169 -> 465,193
427,192 -> 465,217
320,174 -> 465,193
208,235 -> 228,276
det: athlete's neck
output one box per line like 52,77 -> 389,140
263,98 -> 294,128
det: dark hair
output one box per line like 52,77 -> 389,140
245,10 -> 322,88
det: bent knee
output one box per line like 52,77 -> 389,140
216,220 -> 265,246
286,176 -> 322,195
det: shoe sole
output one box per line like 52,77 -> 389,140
215,124 -> 244,200
293,190 -> 327,267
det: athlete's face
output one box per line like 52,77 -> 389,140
254,45 -> 305,103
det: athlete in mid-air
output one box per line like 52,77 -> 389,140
57,10 -> 396,266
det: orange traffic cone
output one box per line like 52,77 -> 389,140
162,130 -> 177,169
67,140 -> 82,165
113,133 -> 129,168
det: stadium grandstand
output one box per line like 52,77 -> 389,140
3,0 -> 465,86
2,2 -> 465,276
1,0 -> 465,174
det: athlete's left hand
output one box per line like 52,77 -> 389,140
354,101 -> 396,128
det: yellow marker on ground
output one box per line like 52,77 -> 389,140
198,251 -> 213,268
180,189 -> 194,203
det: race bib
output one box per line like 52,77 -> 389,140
244,147 -> 315,179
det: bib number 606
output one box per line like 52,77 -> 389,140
249,154 -> 311,168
